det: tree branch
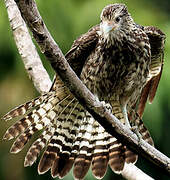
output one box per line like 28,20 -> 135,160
121,163 -> 154,180
5,0 -> 170,178
5,0 -> 52,94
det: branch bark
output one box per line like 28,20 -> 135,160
121,163 -> 154,180
5,0 -> 52,94
5,0 -> 170,178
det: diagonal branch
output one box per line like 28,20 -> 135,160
121,163 -> 154,180
6,0 -> 170,177
5,0 -> 52,94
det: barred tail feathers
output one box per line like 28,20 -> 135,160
50,99 -> 79,178
91,121 -> 109,179
56,102 -> 81,179
109,99 -> 138,172
2,93 -> 53,121
73,111 -> 94,180
37,102 -> 82,178
53,104 -> 85,179
2,75 -> 82,177
24,126 -> 55,167
3,89 -> 70,142
2,74 -> 153,179
10,111 -> 56,154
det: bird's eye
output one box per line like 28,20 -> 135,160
115,17 -> 121,23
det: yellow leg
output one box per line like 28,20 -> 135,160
121,104 -> 131,128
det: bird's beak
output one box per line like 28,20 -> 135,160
102,21 -> 116,34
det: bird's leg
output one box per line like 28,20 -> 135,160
128,107 -> 144,145
131,125 -> 143,146
121,104 -> 143,146
121,104 -> 131,128
122,105 -> 143,145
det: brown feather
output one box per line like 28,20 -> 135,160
148,69 -> 163,103
137,26 -> 165,116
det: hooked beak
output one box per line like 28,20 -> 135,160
101,21 -> 116,34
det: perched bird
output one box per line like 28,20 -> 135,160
2,3 -> 165,180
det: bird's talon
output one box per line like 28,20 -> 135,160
131,126 -> 143,145
101,101 -> 112,113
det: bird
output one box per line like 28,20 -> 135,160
2,3 -> 165,180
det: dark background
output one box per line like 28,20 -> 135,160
0,0 -> 170,179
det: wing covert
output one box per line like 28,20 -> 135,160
50,25 -> 100,91
137,26 -> 166,117
66,25 -> 100,76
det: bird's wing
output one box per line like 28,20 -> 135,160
50,25 -> 100,91
137,26 -> 166,117
66,24 -> 100,76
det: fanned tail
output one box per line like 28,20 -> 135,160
2,76 -> 153,180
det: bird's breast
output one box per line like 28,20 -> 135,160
80,43 -> 150,101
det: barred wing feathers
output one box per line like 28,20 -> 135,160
65,25 -> 99,76
137,26 -> 165,117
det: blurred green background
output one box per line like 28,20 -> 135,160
0,0 -> 170,179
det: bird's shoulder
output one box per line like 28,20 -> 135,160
50,25 -> 100,91
136,24 -> 166,55
65,25 -> 100,76
130,24 -> 150,48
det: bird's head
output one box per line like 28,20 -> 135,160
100,3 -> 134,40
